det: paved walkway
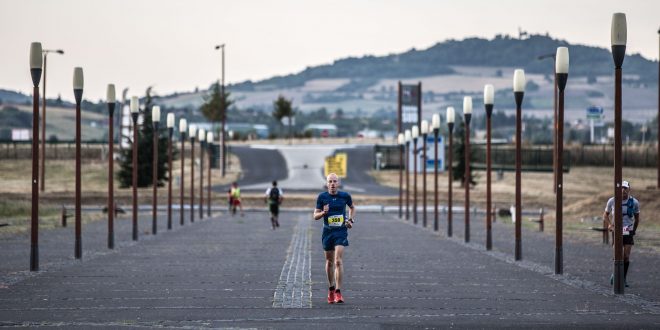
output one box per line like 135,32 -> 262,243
1,208 -> 659,328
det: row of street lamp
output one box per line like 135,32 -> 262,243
29,42 -> 217,271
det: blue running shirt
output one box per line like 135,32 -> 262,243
316,191 -> 353,233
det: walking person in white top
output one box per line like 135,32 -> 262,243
604,180 -> 641,287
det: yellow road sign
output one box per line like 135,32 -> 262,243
324,152 -> 347,178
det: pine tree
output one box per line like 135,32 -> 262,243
272,95 -> 294,138
200,82 -> 233,126
117,87 -> 170,188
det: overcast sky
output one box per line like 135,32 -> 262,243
1,0 -> 658,102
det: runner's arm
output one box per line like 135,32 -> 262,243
603,210 -> 611,231
632,213 -> 640,234
313,208 -> 326,220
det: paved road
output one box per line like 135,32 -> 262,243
1,207 -> 658,328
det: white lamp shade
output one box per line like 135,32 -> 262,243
555,47 -> 569,74
198,128 -> 205,141
130,96 -> 139,113
106,84 -> 116,103
446,107 -> 455,124
73,67 -> 84,90
463,96 -> 473,115
179,118 -> 187,133
167,113 -> 175,128
152,106 -> 161,122
404,129 -> 412,142
484,84 -> 494,105
30,42 -> 42,69
421,120 -> 429,134
412,125 -> 419,139
432,114 -> 440,130
189,124 -> 197,137
513,69 -> 526,92
397,133 -> 405,145
611,13 -> 627,46
207,132 -> 214,143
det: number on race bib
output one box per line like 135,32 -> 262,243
328,215 -> 344,227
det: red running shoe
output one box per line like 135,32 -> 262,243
334,291 -> 344,304
327,289 -> 335,304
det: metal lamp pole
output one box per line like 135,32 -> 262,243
73,68 -> 84,259
513,69 -> 526,261
446,107 -> 455,237
611,13 -> 627,294
179,119 -> 187,225
214,44 -> 226,177
167,113 -> 175,230
398,133 -> 405,219
421,120 -> 429,227
29,42 -> 43,271
484,85 -> 494,250
463,97 -> 472,243
40,48 -> 64,192
189,125 -> 197,223
555,47 -> 570,275
432,114 -> 440,232
405,129 -> 411,221
130,96 -> 140,241
412,126 -> 419,225
198,129 -> 206,219
152,106 -> 161,235
107,84 -> 116,249
207,132 -> 213,217
657,27 -> 659,189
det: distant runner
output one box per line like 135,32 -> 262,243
604,180 -> 640,287
265,181 -> 283,230
229,182 -> 244,217
313,173 -> 355,304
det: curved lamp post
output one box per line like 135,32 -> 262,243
513,69 -> 526,261
611,12 -> 627,294
446,107 -> 455,237
152,106 -> 161,235
73,67 -> 84,259
404,129 -> 411,221
40,48 -> 64,192
198,128 -> 206,219
432,114 -> 440,232
130,96 -> 140,241
179,119 -> 187,225
398,133 -> 405,219
207,131 -> 213,217
412,125 -> 419,225
555,47 -> 569,275
484,84 -> 494,250
421,120 -> 429,227
107,84 -> 116,249
463,96 -> 472,243
167,113 -> 175,230
29,42 -> 43,271
189,124 -> 197,223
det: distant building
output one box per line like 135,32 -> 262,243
304,124 -> 337,138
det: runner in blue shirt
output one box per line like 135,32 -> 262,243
313,173 -> 355,304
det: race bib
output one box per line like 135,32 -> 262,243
623,225 -> 631,236
328,214 -> 344,227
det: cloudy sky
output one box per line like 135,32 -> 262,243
1,0 -> 658,101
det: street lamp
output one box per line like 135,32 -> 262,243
538,52 -> 558,194
207,131 -> 214,217
130,96 -> 140,241
29,42 -> 43,271
405,129 -> 411,221
189,124 -> 197,223
611,12 -> 627,294
555,46 -> 569,275
40,48 -> 64,192
152,106 -> 161,235
484,84 -> 494,250
432,114 -> 440,232
167,113 -> 175,230
412,125 -> 419,225
198,128 -> 206,219
398,133 -> 405,219
513,69 -> 526,261
421,120 -> 429,228
463,96 -> 472,243
214,44 -> 227,177
179,118 -> 187,226
446,107 -> 455,237
657,27 -> 659,190
73,67 -> 84,260
107,84 -> 116,249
